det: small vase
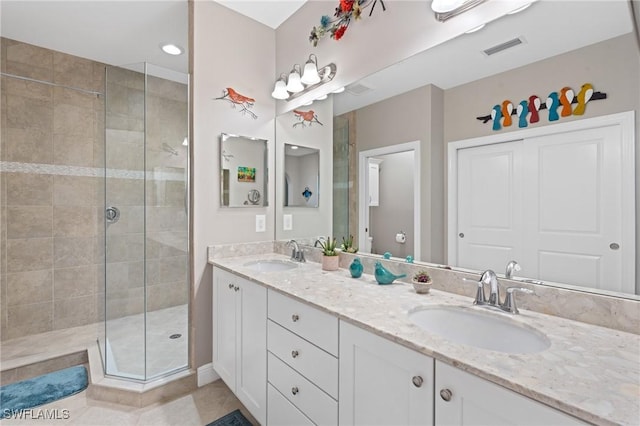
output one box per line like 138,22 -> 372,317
411,278 -> 433,294
322,255 -> 340,271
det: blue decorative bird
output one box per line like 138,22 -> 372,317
349,258 -> 363,278
546,92 -> 560,121
490,105 -> 502,131
374,261 -> 406,285
516,100 -> 529,128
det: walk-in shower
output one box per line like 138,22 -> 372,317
1,38 -> 189,382
100,62 -> 189,381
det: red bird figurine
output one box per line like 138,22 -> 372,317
214,87 -> 257,119
293,109 -> 323,127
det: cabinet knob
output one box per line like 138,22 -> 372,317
228,283 -> 234,289
234,286 -> 240,292
412,376 -> 423,388
291,350 -> 299,358
291,387 -> 299,395
291,314 -> 299,322
440,388 -> 453,402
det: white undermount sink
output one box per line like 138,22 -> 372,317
243,259 -> 298,272
408,306 -> 550,354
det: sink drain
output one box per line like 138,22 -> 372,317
169,334 -> 182,339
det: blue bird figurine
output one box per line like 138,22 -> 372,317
349,258 -> 363,278
383,252 -> 392,259
374,261 -> 406,285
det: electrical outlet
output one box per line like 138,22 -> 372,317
255,214 -> 266,233
283,214 -> 293,231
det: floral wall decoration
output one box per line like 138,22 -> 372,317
213,87 -> 258,119
309,0 -> 386,46
476,83 -> 606,131
293,109 -> 324,128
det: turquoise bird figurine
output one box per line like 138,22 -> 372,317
546,92 -> 560,121
374,261 -> 406,285
349,258 -> 363,278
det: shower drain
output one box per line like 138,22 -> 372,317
169,334 -> 182,339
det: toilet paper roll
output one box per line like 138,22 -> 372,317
395,233 -> 406,244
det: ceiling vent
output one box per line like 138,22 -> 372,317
346,83 -> 372,95
483,37 -> 524,56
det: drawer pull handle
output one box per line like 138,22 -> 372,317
228,283 -> 234,289
291,387 -> 299,395
291,350 -> 299,358
440,388 -> 453,402
412,376 -> 423,387
291,314 -> 299,322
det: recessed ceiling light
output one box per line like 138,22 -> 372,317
161,43 -> 183,56
507,3 -> 532,15
290,145 -> 299,150
465,23 -> 486,34
332,87 -> 345,94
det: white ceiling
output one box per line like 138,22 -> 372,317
217,0 -> 308,29
0,0 -> 635,111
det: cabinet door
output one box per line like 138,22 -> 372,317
236,277 -> 267,425
212,268 -> 238,390
339,321 -> 434,426
435,361 -> 586,425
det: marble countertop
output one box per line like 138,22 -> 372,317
209,253 -> 640,426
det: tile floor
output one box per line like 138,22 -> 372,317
0,379 -> 258,426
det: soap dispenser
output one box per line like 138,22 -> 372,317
349,258 -> 363,278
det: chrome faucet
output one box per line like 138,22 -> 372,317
287,240 -> 305,262
465,269 -> 534,314
505,260 -> 521,279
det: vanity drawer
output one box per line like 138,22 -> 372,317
268,352 -> 338,426
267,384 -> 315,426
268,290 -> 338,356
267,319 -> 338,399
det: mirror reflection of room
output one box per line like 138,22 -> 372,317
220,133 -> 268,208
284,144 -> 320,208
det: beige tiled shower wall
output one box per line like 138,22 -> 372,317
1,38 -> 189,340
1,38 -> 106,340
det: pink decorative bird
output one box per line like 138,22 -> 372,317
528,95 -> 541,123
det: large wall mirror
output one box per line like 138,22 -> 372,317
277,1 -> 640,299
220,133 -> 268,207
284,144 -> 320,208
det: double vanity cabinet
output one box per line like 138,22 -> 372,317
212,265 -> 587,426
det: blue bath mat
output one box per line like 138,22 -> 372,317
0,365 -> 88,419
206,409 -> 253,426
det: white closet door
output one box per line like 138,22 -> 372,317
522,125 -> 630,293
457,141 -> 524,274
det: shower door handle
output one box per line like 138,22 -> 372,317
106,206 -> 120,224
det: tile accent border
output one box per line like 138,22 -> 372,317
0,161 -> 185,181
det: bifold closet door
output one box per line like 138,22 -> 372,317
457,140 -> 524,274
522,125 -> 630,293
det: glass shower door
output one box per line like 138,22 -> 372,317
102,63 -> 189,381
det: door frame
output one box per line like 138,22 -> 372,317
447,111 -> 636,285
359,141 -> 421,259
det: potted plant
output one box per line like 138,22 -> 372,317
341,235 -> 358,253
318,236 -> 339,271
411,270 -> 432,294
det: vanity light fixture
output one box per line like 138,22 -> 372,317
465,23 -> 486,34
507,2 -> 532,15
272,56 -> 337,102
160,43 -> 183,55
431,0 -> 487,22
286,64 -> 305,93
301,54 -> 321,85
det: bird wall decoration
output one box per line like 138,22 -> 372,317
476,83 -> 606,130
213,87 -> 258,119
293,109 -> 323,128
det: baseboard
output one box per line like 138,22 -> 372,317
197,363 -> 219,387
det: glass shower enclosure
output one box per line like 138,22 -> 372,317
100,63 -> 189,381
